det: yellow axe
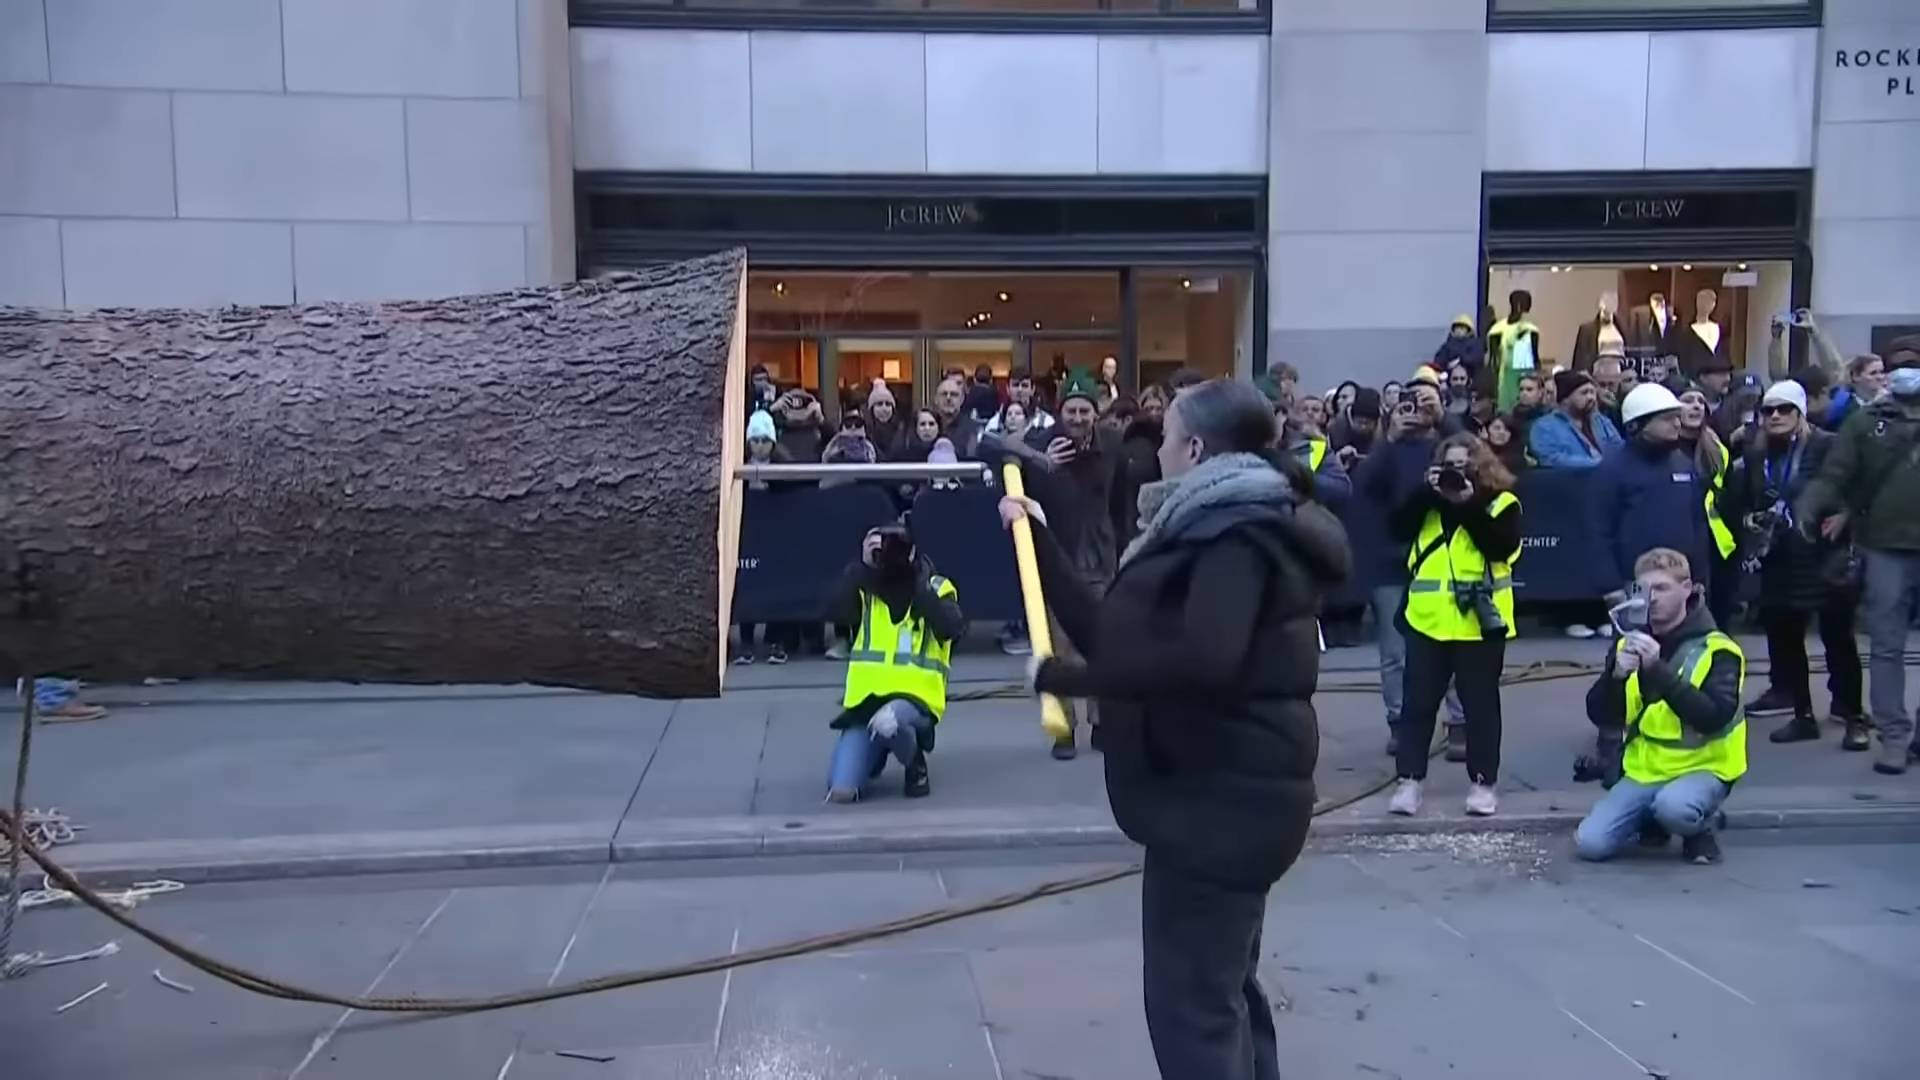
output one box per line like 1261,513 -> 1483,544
1001,462 -> 1073,741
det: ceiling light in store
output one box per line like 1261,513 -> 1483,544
1180,278 -> 1192,290
1033,321 -> 1043,330
997,291 -> 1011,303
771,281 -> 786,296
1650,265 -> 1661,272
1549,266 -> 1562,273
1737,263 -> 1749,271
1682,264 -> 1694,272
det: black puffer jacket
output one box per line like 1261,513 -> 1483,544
1721,428 -> 1848,611
1031,454 -> 1350,891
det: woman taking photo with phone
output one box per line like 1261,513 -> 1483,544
999,377 -> 1348,1080
1387,432 -> 1522,818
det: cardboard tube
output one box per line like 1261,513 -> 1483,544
1001,463 -> 1074,740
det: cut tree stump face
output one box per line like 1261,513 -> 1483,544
0,249 -> 747,698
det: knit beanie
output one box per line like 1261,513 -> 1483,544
867,384 -> 895,409
1554,370 -> 1593,401
1058,368 -> 1101,408
747,409 -> 776,442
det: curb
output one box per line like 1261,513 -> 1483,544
40,802 -> 1920,887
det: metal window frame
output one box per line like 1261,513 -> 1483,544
571,0 -> 1269,34
1477,169 -> 1814,368
1486,0 -> 1821,33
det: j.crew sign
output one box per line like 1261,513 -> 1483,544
1603,197 -> 1687,227
884,201 -> 984,231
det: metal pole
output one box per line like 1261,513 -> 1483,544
734,462 -> 992,484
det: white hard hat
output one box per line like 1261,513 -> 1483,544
1620,382 -> 1683,427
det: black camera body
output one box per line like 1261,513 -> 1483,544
1452,580 -> 1506,636
1436,465 -> 1470,495
871,522 -> 916,577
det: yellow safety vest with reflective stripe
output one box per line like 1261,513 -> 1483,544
1622,631 -> 1746,785
841,576 -> 958,720
1702,434 -> 1735,560
1304,437 -> 1327,473
1404,491 -> 1521,641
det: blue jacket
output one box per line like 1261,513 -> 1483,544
1528,409 -> 1623,469
1588,439 -> 1713,592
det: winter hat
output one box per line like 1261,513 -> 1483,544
1349,387 -> 1382,420
1451,314 -> 1475,331
1553,370 -> 1593,401
927,437 -> 958,464
1252,372 -> 1283,404
1760,380 -> 1808,414
1409,366 -> 1441,387
1058,368 -> 1102,408
746,409 -> 776,442
1697,354 -> 1735,375
866,384 -> 895,409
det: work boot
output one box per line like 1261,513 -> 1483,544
903,752 -> 930,798
1746,688 -> 1795,717
1051,734 -> 1077,761
1840,714 -> 1871,752
1872,735 -> 1911,775
1444,725 -> 1468,763
1387,779 -> 1423,817
1681,830 -> 1722,865
1768,713 -> 1820,743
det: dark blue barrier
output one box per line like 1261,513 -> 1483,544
733,469 -> 1604,623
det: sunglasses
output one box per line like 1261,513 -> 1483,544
1759,403 -> 1799,417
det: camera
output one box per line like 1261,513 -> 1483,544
1452,580 -> 1507,636
1436,465 -> 1469,495
870,522 -> 915,577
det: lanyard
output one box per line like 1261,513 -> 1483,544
1762,437 -> 1800,524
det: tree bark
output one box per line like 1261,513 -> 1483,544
0,249 -> 746,698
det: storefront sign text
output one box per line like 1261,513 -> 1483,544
884,202 -> 984,231
1603,198 -> 1686,227
1833,47 -> 1917,97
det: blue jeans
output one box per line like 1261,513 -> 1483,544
17,678 -> 78,711
1574,772 -> 1730,862
827,699 -> 933,797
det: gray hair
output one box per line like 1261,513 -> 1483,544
1170,378 -> 1279,459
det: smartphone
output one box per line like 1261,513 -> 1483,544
1608,588 -> 1650,637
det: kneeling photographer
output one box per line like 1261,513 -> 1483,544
825,516 -> 964,803
1385,433 -> 1522,819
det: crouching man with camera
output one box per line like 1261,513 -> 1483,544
825,517 -> 964,803
1574,548 -> 1746,865
1385,433 -> 1522,818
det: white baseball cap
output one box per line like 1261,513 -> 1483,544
1760,380 -> 1807,414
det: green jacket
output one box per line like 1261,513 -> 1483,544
1796,399 -> 1920,552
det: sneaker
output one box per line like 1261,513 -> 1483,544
39,701 -> 107,723
1840,715 -> 1870,752
1596,623 -> 1617,639
1872,735 -> 1911,775
903,753 -> 930,798
767,645 -> 788,666
1388,779 -> 1423,817
1681,830 -> 1722,865
824,640 -> 849,662
1768,714 -> 1820,743
825,786 -> 859,804
732,652 -> 755,666
1444,726 -> 1468,763
1564,624 -> 1596,640
1051,736 -> 1077,761
1746,688 -> 1795,717
999,634 -> 1032,657
1465,783 -> 1498,817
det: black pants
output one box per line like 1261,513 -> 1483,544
1761,603 -> 1863,718
1141,851 -> 1279,1080
1395,629 -> 1506,784
1707,553 -> 1738,630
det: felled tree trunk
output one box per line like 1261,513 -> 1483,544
0,249 -> 746,698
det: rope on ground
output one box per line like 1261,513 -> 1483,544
2,677 -> 34,973
2,650 -> 1900,1010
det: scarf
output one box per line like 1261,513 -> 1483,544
1121,452 -> 1292,569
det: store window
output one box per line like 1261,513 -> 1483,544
1489,0 -> 1818,30
1485,260 -> 1794,383
1134,269 -> 1252,387
574,0 -> 1266,30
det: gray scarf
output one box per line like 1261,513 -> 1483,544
1121,452 -> 1292,569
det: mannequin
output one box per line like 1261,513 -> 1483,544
1674,287 -> 1729,379
1628,291 -> 1677,357
1488,289 -> 1542,412
1571,290 -> 1627,373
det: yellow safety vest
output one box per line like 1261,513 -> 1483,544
1304,437 -> 1327,473
842,576 -> 958,720
1705,461 -> 1736,560
1404,491 -> 1521,641
1622,631 -> 1747,785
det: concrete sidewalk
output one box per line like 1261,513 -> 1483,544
9,638 -> 1919,882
